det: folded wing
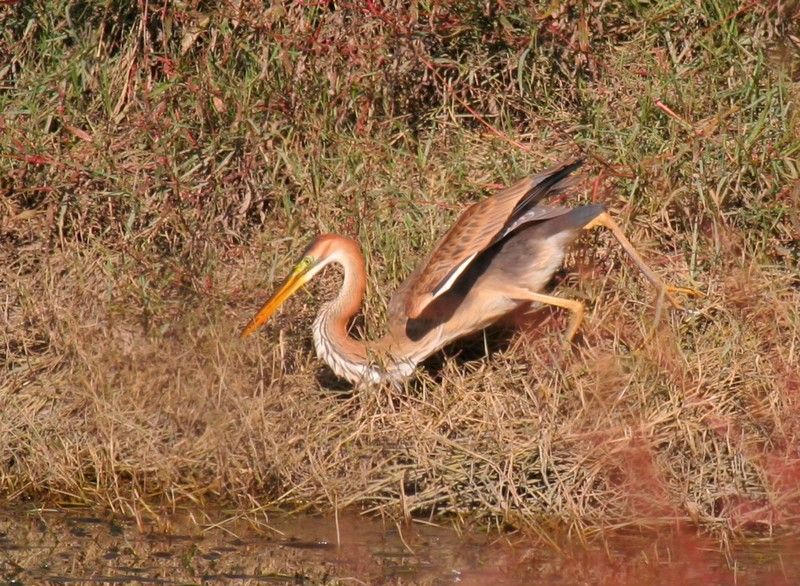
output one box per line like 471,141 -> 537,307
400,158 -> 585,319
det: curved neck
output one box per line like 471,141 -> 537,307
311,241 -> 412,385
313,244 -> 368,362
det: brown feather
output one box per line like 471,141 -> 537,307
402,158 -> 584,318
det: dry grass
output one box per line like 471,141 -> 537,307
2,0 -> 800,541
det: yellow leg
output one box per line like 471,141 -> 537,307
583,212 -> 701,309
524,291 -> 586,343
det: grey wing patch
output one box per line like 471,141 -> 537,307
406,158 -> 584,317
493,204 -> 574,241
427,159 -> 584,299
429,206 -> 571,301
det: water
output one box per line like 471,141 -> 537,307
1,507 -> 798,584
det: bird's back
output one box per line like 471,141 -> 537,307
390,159 -> 584,325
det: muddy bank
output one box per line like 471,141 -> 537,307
3,507 -> 800,585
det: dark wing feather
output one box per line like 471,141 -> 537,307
399,158 -> 584,319
504,158 -> 584,236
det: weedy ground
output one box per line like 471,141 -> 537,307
1,0 -> 799,543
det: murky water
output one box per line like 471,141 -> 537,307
1,507 -> 799,585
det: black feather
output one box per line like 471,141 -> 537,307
507,158 -> 584,227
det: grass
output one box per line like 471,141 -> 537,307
1,0 -> 799,542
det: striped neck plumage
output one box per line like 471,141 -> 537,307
311,301 -> 417,386
310,247 -> 415,386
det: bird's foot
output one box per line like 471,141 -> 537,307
662,284 -> 704,310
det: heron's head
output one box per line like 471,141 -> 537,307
239,234 -> 348,338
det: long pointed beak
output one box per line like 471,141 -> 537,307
240,265 -> 311,338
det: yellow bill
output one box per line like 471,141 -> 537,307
240,259 -> 314,338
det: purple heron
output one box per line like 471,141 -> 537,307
241,158 -> 696,386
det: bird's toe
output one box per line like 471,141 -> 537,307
664,284 -> 703,309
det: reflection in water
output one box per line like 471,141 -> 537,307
0,507 -> 799,584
